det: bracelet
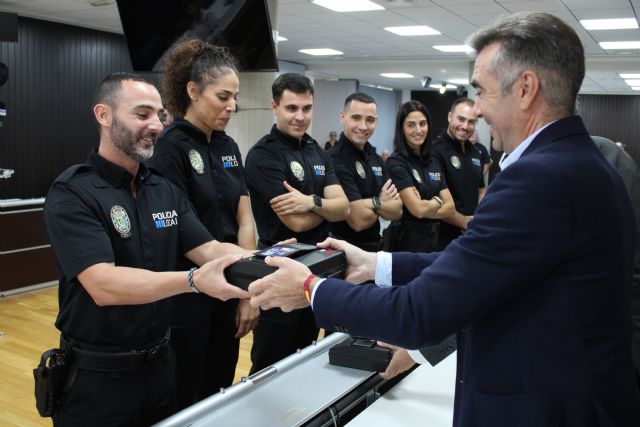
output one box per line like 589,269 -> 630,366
188,267 -> 200,293
303,274 -> 317,303
432,196 -> 443,206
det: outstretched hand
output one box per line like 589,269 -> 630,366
316,237 -> 377,284
249,256 -> 312,312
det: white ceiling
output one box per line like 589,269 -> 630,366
1,0 -> 640,94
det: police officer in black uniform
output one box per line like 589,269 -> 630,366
387,100 -> 456,253
245,73 -> 349,373
43,73 -> 251,426
147,39 -> 258,410
328,92 -> 402,251
431,98 -> 485,250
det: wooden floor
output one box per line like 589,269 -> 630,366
0,286 -> 254,427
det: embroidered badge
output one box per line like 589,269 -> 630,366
189,149 -> 205,175
290,161 -> 305,181
412,168 -> 423,184
450,155 -> 462,170
355,161 -> 366,179
110,205 -> 131,238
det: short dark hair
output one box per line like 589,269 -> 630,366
468,12 -> 584,114
272,73 -> 314,104
393,100 -> 433,160
449,97 -> 474,113
344,92 -> 376,110
93,72 -> 153,109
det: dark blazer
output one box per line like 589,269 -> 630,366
313,116 -> 640,426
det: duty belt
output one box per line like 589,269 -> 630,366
61,332 -> 170,372
402,220 -> 439,234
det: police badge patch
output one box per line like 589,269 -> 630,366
290,161 -> 305,181
412,168 -> 423,184
355,161 -> 366,179
189,149 -> 205,175
450,155 -> 462,170
110,205 -> 131,238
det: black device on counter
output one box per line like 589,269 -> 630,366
224,243 -> 346,290
329,337 -> 392,372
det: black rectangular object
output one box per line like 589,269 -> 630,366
115,0 -> 278,72
329,337 -> 392,372
224,243 -> 346,290
0,12 -> 18,42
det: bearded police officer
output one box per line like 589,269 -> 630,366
431,98 -> 485,249
328,92 -> 402,251
43,72 -> 252,426
244,73 -> 349,373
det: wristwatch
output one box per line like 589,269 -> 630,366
372,196 -> 382,211
312,194 -> 322,210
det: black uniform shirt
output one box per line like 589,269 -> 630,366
431,132 -> 485,215
245,125 -> 340,245
148,119 -> 248,247
387,150 -> 448,224
44,150 -> 212,349
328,133 -> 388,244
474,142 -> 491,166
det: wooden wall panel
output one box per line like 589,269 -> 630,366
0,17 -> 132,200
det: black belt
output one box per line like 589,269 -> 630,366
401,220 -> 438,234
61,333 -> 170,372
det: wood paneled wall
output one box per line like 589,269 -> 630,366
576,94 -> 640,165
0,17 -> 133,199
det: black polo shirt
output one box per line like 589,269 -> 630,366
474,142 -> 491,167
148,119 -> 248,248
328,133 -> 388,244
44,150 -> 212,349
387,150 -> 448,224
245,125 -> 340,246
431,132 -> 485,216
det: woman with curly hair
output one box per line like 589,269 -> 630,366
385,100 -> 455,252
147,38 -> 257,409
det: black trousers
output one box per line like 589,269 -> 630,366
394,228 -> 439,253
249,306 -> 319,374
170,293 -> 240,410
52,351 -> 176,427
437,222 -> 463,251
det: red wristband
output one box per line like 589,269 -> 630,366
303,274 -> 317,303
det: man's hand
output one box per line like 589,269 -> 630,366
235,299 -> 259,339
317,237 -> 377,284
270,181 -> 314,215
377,342 -> 417,380
249,256 -> 313,312
378,179 -> 399,202
194,254 -> 251,300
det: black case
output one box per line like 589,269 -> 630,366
329,337 -> 392,372
224,243 -> 346,290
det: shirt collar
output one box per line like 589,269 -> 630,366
270,124 -> 312,149
338,132 -> 374,159
499,121 -> 555,171
88,149 -> 151,188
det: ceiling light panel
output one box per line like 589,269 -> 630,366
580,18 -> 638,30
619,73 -> 640,79
299,48 -> 344,56
311,0 -> 384,12
384,25 -> 440,36
380,73 -> 414,78
600,41 -> 640,50
433,45 -> 473,53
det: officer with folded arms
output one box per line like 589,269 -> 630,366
42,72 -> 251,426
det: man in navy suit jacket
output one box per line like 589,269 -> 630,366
249,12 -> 640,426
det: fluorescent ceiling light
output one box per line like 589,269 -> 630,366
380,73 -> 414,78
619,73 -> 640,78
384,25 -> 440,36
600,41 -> 640,50
580,18 -> 638,30
277,35 -> 288,42
433,45 -> 473,53
632,87 -> 640,91
299,48 -> 344,56
311,0 -> 384,12
429,84 -> 457,89
448,78 -> 469,85
624,79 -> 640,86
